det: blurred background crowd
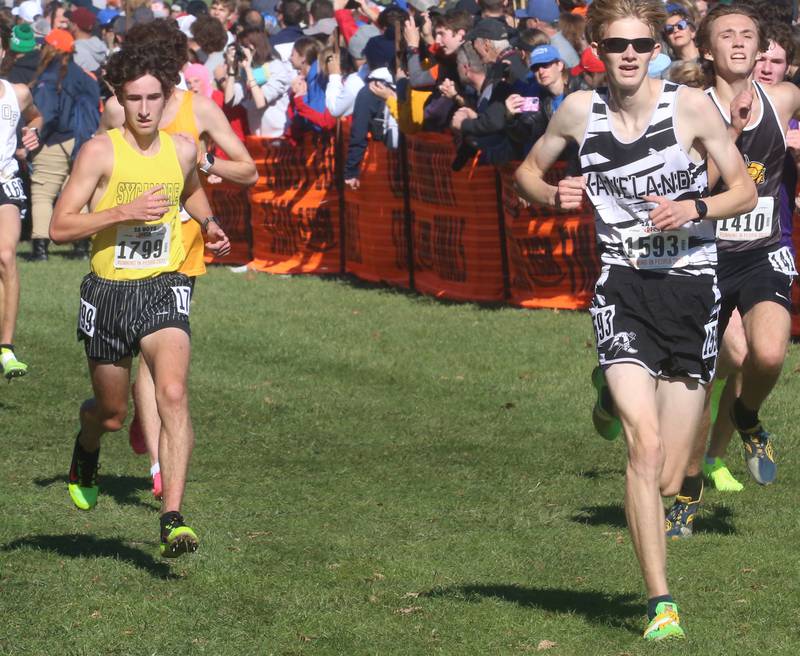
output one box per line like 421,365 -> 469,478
1,0 -> 798,257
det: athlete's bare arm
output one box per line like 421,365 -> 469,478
193,94 -> 258,186
97,95 -> 125,134
647,87 -> 757,230
50,135 -> 171,243
514,91 -> 592,208
173,136 -> 231,256
14,84 -> 42,150
763,81 -> 800,126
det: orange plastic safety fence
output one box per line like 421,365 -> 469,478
500,163 -> 600,310
406,133 -> 505,302
247,133 -> 340,274
342,127 -> 409,287
202,177 -> 252,265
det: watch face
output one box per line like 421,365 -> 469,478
206,153 -> 215,165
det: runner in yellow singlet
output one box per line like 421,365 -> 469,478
99,20 -> 257,498
50,46 -> 231,558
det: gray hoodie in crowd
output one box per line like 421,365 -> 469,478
73,36 -> 108,73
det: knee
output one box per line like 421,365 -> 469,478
157,380 -> 188,413
0,246 -> 16,273
751,343 -> 786,374
626,428 -> 664,478
93,405 -> 128,433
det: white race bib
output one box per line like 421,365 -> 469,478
591,305 -> 615,345
172,286 -> 191,315
716,197 -> 773,241
79,298 -> 96,337
114,223 -> 170,269
619,227 -> 691,270
768,246 -> 798,276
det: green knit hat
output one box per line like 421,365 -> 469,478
11,24 -> 36,54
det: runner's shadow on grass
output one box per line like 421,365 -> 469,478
1,534 -> 177,579
693,503 -> 737,536
570,503 -> 738,535
426,584 -> 641,632
571,503 -> 627,528
576,466 -> 625,480
33,475 -> 157,510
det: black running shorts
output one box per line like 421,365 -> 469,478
590,266 -> 719,384
717,244 -> 796,339
77,272 -> 192,363
0,177 -> 27,212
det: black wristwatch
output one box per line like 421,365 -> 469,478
199,151 -> 215,174
201,216 -> 220,231
694,199 -> 708,220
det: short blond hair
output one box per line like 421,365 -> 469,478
666,60 -> 708,89
586,0 -> 667,44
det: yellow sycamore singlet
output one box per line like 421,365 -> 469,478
90,129 -> 185,281
163,90 -> 207,277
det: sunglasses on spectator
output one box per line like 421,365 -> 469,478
532,60 -> 558,71
663,19 -> 693,36
599,38 -> 657,54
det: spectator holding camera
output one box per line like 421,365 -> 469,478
223,27 -> 292,138
322,44 -> 365,118
403,9 -> 472,130
468,18 -> 528,85
450,41 -> 518,168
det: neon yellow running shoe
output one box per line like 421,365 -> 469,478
68,434 -> 99,511
1,345 -> 27,380
160,512 -> 199,558
591,366 -> 621,441
643,602 -> 685,641
702,457 -> 743,492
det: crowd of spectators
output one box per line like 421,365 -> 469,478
1,0 -> 800,245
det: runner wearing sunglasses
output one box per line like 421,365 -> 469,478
515,0 -> 756,641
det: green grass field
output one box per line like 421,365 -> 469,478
2,248 -> 800,655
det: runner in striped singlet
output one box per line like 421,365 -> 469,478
514,0 -> 756,641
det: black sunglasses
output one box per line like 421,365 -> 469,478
663,19 -> 693,36
600,37 -> 657,54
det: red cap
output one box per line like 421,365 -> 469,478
45,28 -> 75,53
570,47 -> 605,76
69,7 -> 97,32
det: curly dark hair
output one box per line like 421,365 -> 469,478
105,46 -> 181,98
125,18 -> 189,68
191,14 -> 228,53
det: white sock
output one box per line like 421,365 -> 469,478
150,462 -> 160,477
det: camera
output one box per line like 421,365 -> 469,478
235,45 -> 246,62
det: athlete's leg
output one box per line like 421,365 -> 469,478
739,301 -> 791,413
707,310 -> 747,459
658,378 -> 707,497
79,358 -> 132,451
0,204 -> 22,345
133,358 -> 162,468
139,327 -> 192,514
605,363 -> 666,598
